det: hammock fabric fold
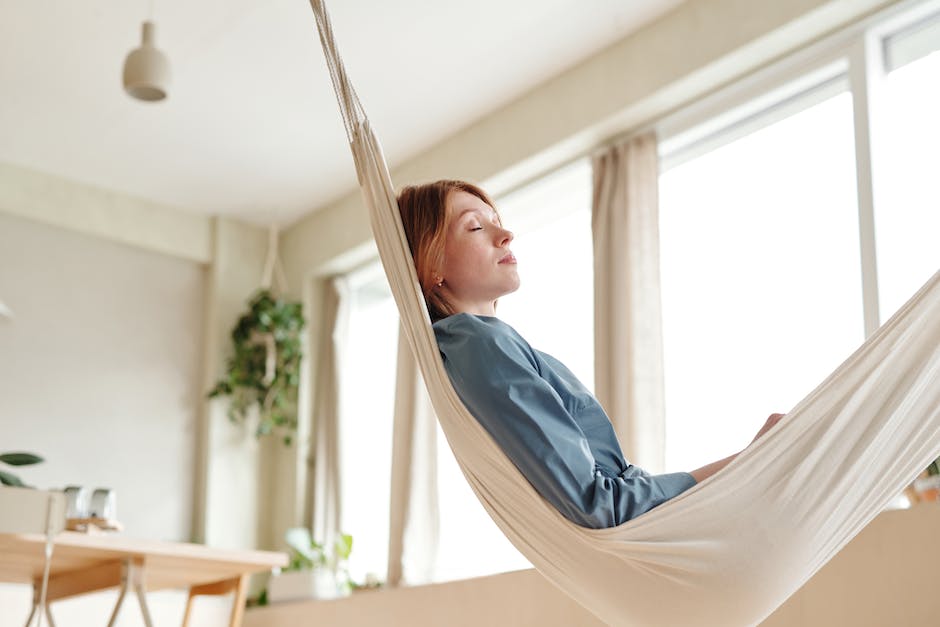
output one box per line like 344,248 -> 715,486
307,2 -> 940,624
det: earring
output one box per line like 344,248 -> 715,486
434,277 -> 443,288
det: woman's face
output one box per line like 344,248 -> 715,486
438,190 -> 520,316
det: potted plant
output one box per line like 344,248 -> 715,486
911,456 -> 940,502
208,289 -> 305,446
266,527 -> 354,603
0,452 -> 43,487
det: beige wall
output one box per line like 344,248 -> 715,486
0,170 -> 277,554
245,505 -> 940,627
0,207 -> 274,625
247,569 -> 605,627
0,212 -> 203,542
0,161 -> 211,264
197,217 -> 271,551
0,211 -> 229,622
761,504 -> 940,625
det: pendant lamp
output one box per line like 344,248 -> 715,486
122,21 -> 170,102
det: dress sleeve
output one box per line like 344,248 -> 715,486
440,323 -> 696,529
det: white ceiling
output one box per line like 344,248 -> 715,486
0,0 -> 683,225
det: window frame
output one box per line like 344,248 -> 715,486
657,0 -> 940,336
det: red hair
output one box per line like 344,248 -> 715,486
397,180 -> 498,322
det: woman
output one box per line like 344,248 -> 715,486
397,179 -> 782,529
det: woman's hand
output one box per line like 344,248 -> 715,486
751,413 -> 785,444
690,413 -> 787,483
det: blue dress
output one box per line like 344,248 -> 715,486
433,313 -> 696,529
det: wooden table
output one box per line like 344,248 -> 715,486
0,531 -> 287,627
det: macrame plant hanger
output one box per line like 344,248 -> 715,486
258,223 -> 289,386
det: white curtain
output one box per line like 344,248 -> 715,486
387,330 -> 439,585
313,271 -> 440,585
591,132 -> 666,470
309,277 -> 348,548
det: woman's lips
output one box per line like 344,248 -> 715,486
499,252 -> 517,264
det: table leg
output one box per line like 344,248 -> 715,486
104,559 -> 152,627
181,593 -> 197,626
23,602 -> 36,627
180,575 -> 249,627
228,575 -> 249,627
27,575 -> 57,627
106,582 -> 128,627
134,578 -> 155,627
22,598 -> 56,627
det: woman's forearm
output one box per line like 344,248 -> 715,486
688,413 -> 786,483
689,452 -> 740,483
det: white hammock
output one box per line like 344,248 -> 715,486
306,2 -> 940,625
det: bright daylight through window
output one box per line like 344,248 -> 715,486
658,4 -> 940,473
659,91 -> 864,472
337,271 -> 398,583
874,23 -> 940,321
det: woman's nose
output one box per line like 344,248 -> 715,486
498,228 -> 513,246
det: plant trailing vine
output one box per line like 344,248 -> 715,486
208,288 -> 305,445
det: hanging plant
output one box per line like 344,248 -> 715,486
208,288 -> 305,445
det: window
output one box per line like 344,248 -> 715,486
657,1 -> 940,474
498,160 -> 595,387
432,160 -> 594,581
874,16 -> 940,320
336,269 -> 398,583
659,90 -> 865,472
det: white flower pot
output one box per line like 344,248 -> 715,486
268,569 -> 348,603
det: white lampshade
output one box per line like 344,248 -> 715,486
0,299 -> 12,319
123,21 -> 170,102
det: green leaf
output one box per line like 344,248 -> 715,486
0,469 -> 25,486
285,527 -> 314,557
335,533 -> 353,561
927,459 -> 940,476
206,287 -> 305,447
0,452 -> 44,466
284,527 -> 333,569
